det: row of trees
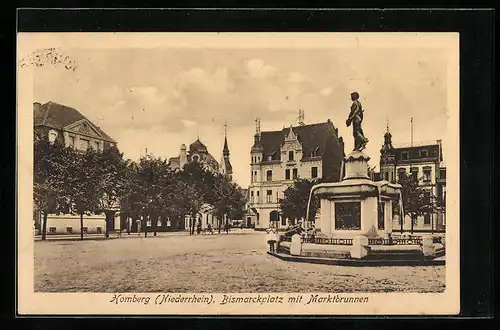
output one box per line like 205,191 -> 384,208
34,133 -> 246,240
279,173 -> 445,233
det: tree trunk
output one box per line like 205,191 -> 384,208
41,211 -> 48,240
410,214 -> 414,234
80,213 -> 84,240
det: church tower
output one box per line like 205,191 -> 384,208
380,121 -> 396,182
220,123 -> 233,180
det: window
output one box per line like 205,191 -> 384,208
192,155 -> 199,162
251,191 -> 254,203
423,167 -> 432,183
94,141 -> 100,151
267,155 -> 273,161
270,210 -> 279,223
266,190 -> 272,203
440,169 -> 446,180
384,172 -> 389,181
288,151 -> 294,161
96,227 -> 102,234
420,150 -> 428,158
79,138 -> 89,151
66,227 -> 73,234
311,167 -> 318,179
49,227 -> 56,234
82,227 -> 88,234
424,214 -> 431,225
293,168 -> 298,179
281,214 -> 286,226
335,202 -> 361,230
378,202 -> 385,230
411,167 -> 418,181
69,136 -> 75,147
257,191 -> 260,203
266,170 -> 272,181
401,152 -> 409,160
397,168 -> 406,182
285,169 -> 290,180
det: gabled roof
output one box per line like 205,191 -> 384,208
259,121 -> 337,161
34,101 -> 116,143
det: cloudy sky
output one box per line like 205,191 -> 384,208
33,46 -> 449,188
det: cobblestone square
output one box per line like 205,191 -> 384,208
33,230 -> 445,293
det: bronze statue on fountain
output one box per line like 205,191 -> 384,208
346,92 -> 369,152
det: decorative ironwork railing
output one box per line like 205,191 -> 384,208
368,238 -> 422,246
302,237 -> 353,245
432,236 -> 443,244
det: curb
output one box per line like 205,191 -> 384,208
267,252 -> 445,267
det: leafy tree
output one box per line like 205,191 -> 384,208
179,162 -> 215,234
33,133 -> 72,240
130,155 -> 172,237
280,178 -> 322,225
65,147 -> 103,240
95,145 -> 129,238
398,172 -> 436,234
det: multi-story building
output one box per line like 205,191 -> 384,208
33,101 -> 120,235
34,101 -> 117,151
248,119 -> 345,230
169,132 -> 233,230
379,127 -> 446,231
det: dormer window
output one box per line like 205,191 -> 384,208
401,152 -> 409,160
310,146 -> 320,158
420,150 -> 428,158
288,151 -> 294,161
48,130 -> 58,144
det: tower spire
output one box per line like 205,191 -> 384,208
223,122 -> 229,157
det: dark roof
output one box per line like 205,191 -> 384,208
34,101 -> 116,142
189,138 -> 208,152
259,122 -> 337,161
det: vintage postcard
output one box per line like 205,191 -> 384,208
17,32 -> 460,315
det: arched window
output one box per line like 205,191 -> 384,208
270,210 -> 279,223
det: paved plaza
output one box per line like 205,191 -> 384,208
34,230 -> 446,293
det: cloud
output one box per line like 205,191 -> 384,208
246,58 -> 278,79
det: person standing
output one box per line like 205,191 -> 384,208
266,225 -> 278,253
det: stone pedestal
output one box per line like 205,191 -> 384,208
421,236 -> 436,257
290,234 -> 302,256
312,150 -> 402,239
350,236 -> 370,259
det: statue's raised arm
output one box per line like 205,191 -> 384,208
346,92 -> 369,151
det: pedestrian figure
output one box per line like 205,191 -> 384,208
266,224 -> 278,253
224,222 -> 230,234
196,221 -> 202,235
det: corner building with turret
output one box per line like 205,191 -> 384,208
248,119 -> 345,230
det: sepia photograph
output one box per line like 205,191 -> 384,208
17,32 -> 460,315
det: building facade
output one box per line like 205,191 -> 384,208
379,128 -> 446,231
169,134 -> 233,231
33,101 -> 120,235
248,120 -> 345,230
